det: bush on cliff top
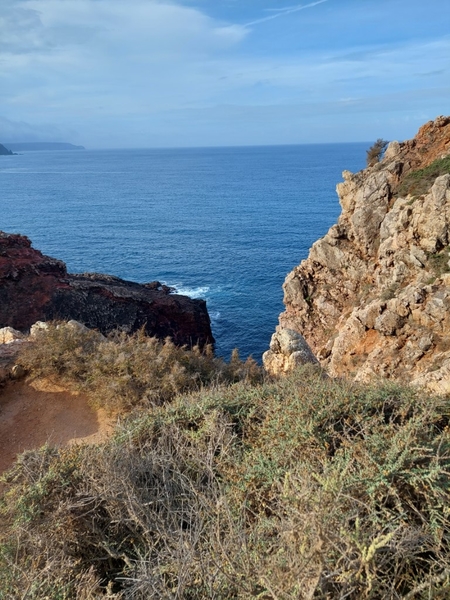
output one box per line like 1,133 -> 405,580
17,322 -> 262,410
1,360 -> 450,599
366,138 -> 389,167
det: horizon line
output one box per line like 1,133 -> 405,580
4,140 -> 381,152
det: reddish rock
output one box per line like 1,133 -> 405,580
400,115 -> 450,171
0,232 -> 214,347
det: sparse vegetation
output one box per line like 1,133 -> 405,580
398,155 -> 450,198
427,246 -> 450,278
1,327 -> 450,599
381,283 -> 399,301
366,139 -> 389,167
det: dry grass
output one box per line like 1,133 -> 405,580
17,322 -> 262,411
1,359 -> 450,599
398,155 -> 450,198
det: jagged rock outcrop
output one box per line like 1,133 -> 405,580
0,232 -> 214,347
265,116 -> 450,393
263,328 -> 319,374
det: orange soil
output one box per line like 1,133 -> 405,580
0,378 -> 116,475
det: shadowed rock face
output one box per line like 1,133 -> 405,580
0,232 -> 214,348
265,116 -> 450,393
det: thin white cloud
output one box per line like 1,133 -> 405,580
0,0 -> 248,57
245,0 -> 328,27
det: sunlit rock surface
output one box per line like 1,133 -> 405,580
265,116 -> 450,392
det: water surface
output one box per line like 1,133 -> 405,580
1,143 -> 367,360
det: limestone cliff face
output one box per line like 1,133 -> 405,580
264,116 -> 450,393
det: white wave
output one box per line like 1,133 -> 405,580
172,285 -> 210,299
209,311 -> 221,322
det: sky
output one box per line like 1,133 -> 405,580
0,0 -> 449,148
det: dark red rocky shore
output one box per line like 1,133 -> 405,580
0,232 -> 214,347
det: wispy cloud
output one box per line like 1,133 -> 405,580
245,0 -> 328,27
1,0 -> 448,147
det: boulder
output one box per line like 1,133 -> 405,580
0,327 -> 25,344
263,327 -> 319,375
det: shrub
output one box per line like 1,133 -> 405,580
17,322 -> 262,410
427,246 -> 450,278
1,366 -> 449,599
366,139 -> 389,167
381,283 -> 399,301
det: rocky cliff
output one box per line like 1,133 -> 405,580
264,116 -> 450,393
0,232 -> 213,347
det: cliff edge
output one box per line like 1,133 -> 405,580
264,116 -> 450,393
0,232 -> 213,348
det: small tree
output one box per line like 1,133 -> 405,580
366,138 -> 389,167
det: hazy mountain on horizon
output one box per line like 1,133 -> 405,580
4,142 -> 85,151
0,143 -> 15,155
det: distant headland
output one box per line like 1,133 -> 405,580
3,142 -> 85,151
0,143 -> 15,155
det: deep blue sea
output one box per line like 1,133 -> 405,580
1,144 -> 366,361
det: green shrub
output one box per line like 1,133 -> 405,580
1,366 -> 449,599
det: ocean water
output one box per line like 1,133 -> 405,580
1,144 -> 367,361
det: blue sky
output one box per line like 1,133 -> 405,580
0,0 -> 449,148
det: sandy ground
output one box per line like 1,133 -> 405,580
0,378 -> 116,475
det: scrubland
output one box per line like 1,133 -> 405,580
0,323 -> 449,599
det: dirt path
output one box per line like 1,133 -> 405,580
0,379 -> 115,475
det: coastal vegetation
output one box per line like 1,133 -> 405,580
366,138 -> 389,167
398,155 -> 450,198
17,322 -> 262,411
1,324 -> 449,599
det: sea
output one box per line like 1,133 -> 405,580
0,143 -> 367,361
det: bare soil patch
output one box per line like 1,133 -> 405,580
0,379 -> 115,475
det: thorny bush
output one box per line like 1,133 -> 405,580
1,364 -> 450,599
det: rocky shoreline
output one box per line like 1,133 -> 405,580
0,232 -> 214,348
